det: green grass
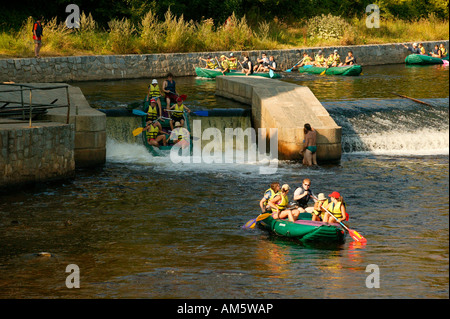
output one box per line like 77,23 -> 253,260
0,12 -> 448,59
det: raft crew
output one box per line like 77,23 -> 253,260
166,96 -> 191,131
228,53 -> 238,70
313,50 -> 326,67
322,191 -> 348,223
298,52 -> 313,67
143,120 -> 168,148
293,178 -> 315,214
403,42 -> 421,54
268,184 -> 299,222
418,43 -> 426,55
261,55 -> 277,72
311,193 -> 328,221
430,45 -> 442,58
440,43 -> 447,57
241,55 -> 254,76
168,121 -> 190,149
146,98 -> 162,122
259,182 -> 281,213
216,55 -> 230,75
146,79 -> 163,116
254,52 -> 269,72
342,51 -> 356,65
199,55 -> 218,69
163,73 -> 178,106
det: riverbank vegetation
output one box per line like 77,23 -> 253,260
0,4 -> 448,58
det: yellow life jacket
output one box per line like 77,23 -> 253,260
274,191 -> 289,211
148,84 -> 160,98
440,47 -> 447,56
207,59 -> 218,69
221,60 -> 229,70
333,54 -> 341,64
327,200 -> 346,219
315,55 -> 324,64
303,56 -> 312,63
420,46 -> 426,54
327,55 -> 334,66
263,188 -> 277,207
313,199 -> 329,217
147,104 -> 158,120
228,58 -> 237,69
173,103 -> 184,117
172,128 -> 187,142
146,125 -> 159,139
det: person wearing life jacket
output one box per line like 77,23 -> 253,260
418,43 -> 426,55
146,98 -> 162,122
269,184 -> 299,222
216,55 -> 230,75
168,121 -> 190,149
298,53 -> 313,68
322,191 -> 348,223
228,53 -> 238,70
429,45 -> 441,58
342,50 -> 357,66
293,178 -> 316,214
439,43 -> 447,58
166,96 -> 191,131
241,55 -> 253,76
314,50 -> 326,67
146,78 -> 163,113
199,55 -> 218,69
33,16 -> 43,58
330,50 -> 341,67
403,42 -> 421,55
254,53 -> 269,72
312,193 -> 329,221
262,55 -> 277,72
163,73 -> 178,106
259,182 -> 281,213
144,120 -> 167,147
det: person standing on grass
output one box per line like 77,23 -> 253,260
33,17 -> 43,58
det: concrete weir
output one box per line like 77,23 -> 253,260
0,83 -> 105,189
215,76 -> 341,162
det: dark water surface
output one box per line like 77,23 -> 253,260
0,63 -> 448,299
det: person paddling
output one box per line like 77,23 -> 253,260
322,191 -> 348,224
166,96 -> 191,131
259,182 -> 281,214
269,184 -> 299,222
163,73 -> 178,106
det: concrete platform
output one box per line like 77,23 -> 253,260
215,76 -> 341,162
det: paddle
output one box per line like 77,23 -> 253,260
285,58 -> 304,72
132,109 -> 147,116
321,205 -> 366,243
132,127 -> 144,136
390,92 -> 433,107
242,212 -> 272,229
269,69 -> 275,78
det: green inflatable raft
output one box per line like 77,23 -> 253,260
257,213 -> 346,244
195,67 -> 281,79
298,64 -> 362,76
405,54 -> 449,65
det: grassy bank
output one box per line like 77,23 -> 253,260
0,11 -> 448,58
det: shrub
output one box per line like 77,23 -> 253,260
306,14 -> 353,40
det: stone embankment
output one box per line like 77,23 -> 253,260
0,40 -> 448,82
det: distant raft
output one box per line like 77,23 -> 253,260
298,64 -> 363,76
405,54 -> 449,65
195,67 -> 281,79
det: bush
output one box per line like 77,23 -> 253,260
306,14 -> 353,40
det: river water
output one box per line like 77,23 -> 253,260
0,64 -> 448,299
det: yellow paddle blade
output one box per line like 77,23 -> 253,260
132,127 -> 144,136
320,69 -> 327,75
256,213 -> 272,222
